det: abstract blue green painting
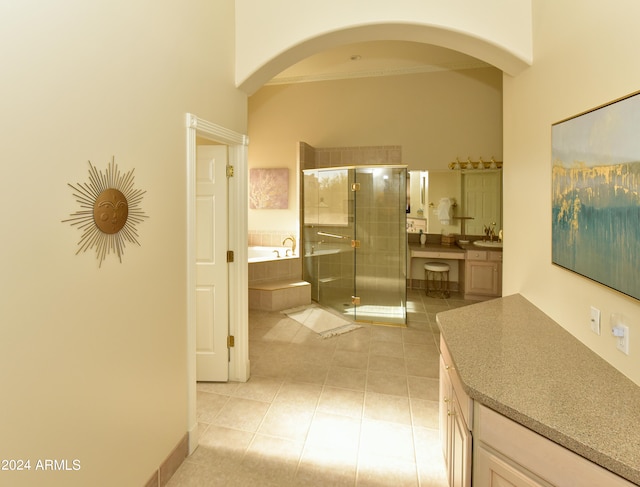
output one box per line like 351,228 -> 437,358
552,91 -> 640,300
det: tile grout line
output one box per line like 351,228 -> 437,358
292,358 -> 330,481
239,378 -> 288,467
353,328 -> 374,487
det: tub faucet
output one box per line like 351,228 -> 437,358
282,235 -> 296,255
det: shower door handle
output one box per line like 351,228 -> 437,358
317,231 -> 349,240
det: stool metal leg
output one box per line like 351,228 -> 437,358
425,269 -> 450,299
442,270 -> 450,298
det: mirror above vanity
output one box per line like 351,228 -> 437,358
408,169 -> 502,238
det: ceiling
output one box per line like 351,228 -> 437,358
267,40 -> 491,86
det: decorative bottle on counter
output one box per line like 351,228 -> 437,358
420,230 -> 426,246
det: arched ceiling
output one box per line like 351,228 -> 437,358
266,40 -> 493,87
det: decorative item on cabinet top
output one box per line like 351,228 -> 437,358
448,157 -> 502,170
63,157 -> 148,268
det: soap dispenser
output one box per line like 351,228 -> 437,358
419,229 -> 426,246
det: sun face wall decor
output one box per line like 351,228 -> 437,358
63,157 -> 148,267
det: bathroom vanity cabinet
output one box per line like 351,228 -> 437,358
437,295 -> 640,487
439,336 -> 637,487
464,250 -> 502,300
408,243 -> 503,299
472,402 -> 637,487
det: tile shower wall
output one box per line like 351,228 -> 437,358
299,142 -> 402,170
355,172 -> 407,294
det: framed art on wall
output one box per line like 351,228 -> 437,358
249,168 -> 289,209
552,91 -> 640,300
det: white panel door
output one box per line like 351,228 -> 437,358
195,145 -> 229,381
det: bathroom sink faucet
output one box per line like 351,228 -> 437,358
282,235 -> 296,255
483,222 -> 497,242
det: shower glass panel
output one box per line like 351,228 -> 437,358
302,168 -> 355,314
302,166 -> 407,325
352,167 -> 407,325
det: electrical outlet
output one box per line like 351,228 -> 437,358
616,325 -> 629,355
590,306 -> 601,335
611,313 -> 629,355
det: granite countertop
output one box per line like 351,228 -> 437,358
436,294 -> 640,485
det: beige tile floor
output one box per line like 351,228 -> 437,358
167,290 -> 474,487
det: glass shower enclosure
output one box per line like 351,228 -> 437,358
302,166 -> 407,326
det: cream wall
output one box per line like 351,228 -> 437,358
0,1 -> 246,486
235,0 -> 532,93
248,68 -> 502,233
504,0 -> 640,385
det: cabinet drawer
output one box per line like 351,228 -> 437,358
466,250 -> 487,261
488,251 -> 502,262
465,250 -> 503,262
412,250 -> 464,260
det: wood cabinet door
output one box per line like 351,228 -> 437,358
466,260 -> 499,295
439,355 -> 452,473
451,396 -> 472,487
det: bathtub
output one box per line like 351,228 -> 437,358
248,246 -> 297,263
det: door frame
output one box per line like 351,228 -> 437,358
186,113 -> 249,454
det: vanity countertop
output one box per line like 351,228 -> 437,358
408,242 -> 465,254
436,294 -> 640,485
408,241 -> 503,254
455,240 -> 503,252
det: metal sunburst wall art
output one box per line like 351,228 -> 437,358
63,157 -> 148,267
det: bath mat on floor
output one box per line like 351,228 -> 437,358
282,305 -> 361,338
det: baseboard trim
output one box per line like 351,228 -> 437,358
188,421 -> 199,455
144,433 -> 189,487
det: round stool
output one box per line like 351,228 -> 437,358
424,262 -> 450,298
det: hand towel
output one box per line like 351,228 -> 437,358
437,198 -> 453,224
